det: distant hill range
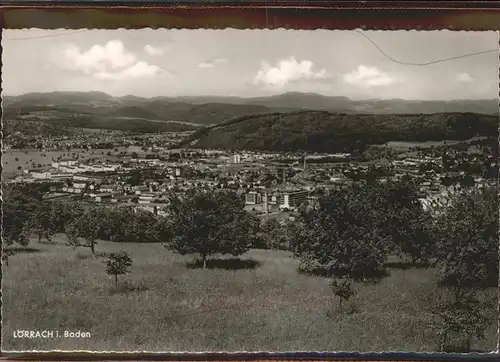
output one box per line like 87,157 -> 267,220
180,111 -> 498,153
3,91 -> 498,146
4,91 -> 498,122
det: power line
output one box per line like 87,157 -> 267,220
3,29 -> 90,41
354,29 -> 497,66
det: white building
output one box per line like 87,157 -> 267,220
30,171 -> 51,179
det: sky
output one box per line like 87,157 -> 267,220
2,29 -> 498,100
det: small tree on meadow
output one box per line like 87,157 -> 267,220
431,287 -> 491,352
330,277 -> 355,308
105,251 -> 133,287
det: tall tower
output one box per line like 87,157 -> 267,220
264,192 -> 269,218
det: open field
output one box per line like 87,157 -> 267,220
381,136 -> 488,150
2,147 -> 150,177
2,235 -> 497,352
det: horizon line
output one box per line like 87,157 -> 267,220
2,90 -> 497,103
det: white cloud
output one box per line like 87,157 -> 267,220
254,57 -> 327,87
197,57 -> 228,69
64,40 -> 136,73
144,45 -> 164,56
456,72 -> 474,82
198,62 -> 214,69
343,65 -> 396,87
95,61 -> 161,81
59,40 -> 162,81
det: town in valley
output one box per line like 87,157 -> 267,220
2,28 -> 498,353
3,122 -> 497,219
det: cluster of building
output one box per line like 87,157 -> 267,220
5,136 -> 496,221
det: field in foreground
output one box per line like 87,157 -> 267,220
2,236 -> 497,352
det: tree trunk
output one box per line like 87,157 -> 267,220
440,332 -> 447,352
202,254 -> 207,269
465,335 -> 472,352
90,241 -> 96,255
339,296 -> 343,308
115,274 -> 118,287
38,234 -> 42,243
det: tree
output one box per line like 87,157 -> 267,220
2,186 -> 41,246
429,186 -> 497,351
431,287 -> 491,352
104,251 -> 133,287
292,183 -> 391,280
382,179 -> 437,264
32,202 -> 59,243
459,174 -> 475,188
166,190 -> 257,268
257,218 -> 290,250
65,206 -> 106,254
100,208 -> 161,243
330,277 -> 355,308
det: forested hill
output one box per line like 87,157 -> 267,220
181,111 -> 498,153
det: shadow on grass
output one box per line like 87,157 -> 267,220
385,261 -> 431,270
438,273 -> 498,289
443,345 -> 488,353
75,252 -> 94,260
298,265 -> 390,283
109,280 -> 149,295
186,258 -> 261,270
38,241 -> 58,245
3,247 -> 43,255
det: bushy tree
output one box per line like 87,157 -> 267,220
428,185 -> 497,351
431,287 -> 492,352
292,183 -> 391,280
293,179 -> 436,278
104,251 -> 133,287
2,186 -> 41,246
100,207 -> 162,243
256,218 -> 291,250
32,202 -> 59,243
434,186 -> 498,288
382,179 -> 437,264
65,206 -> 107,254
166,190 -> 258,268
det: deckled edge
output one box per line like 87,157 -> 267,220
0,8 -> 499,357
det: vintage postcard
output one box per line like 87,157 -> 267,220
1,28 -> 498,353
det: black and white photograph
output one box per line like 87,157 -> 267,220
1,29 -> 499,353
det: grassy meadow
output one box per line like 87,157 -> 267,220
2,235 -> 497,352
